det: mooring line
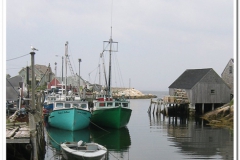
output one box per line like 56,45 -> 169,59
45,129 -> 60,146
76,107 -> 111,133
89,120 -> 111,133
109,151 -> 120,160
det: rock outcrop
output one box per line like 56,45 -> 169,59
201,102 -> 233,130
111,88 -> 157,99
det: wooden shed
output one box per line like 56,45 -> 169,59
168,68 -> 231,114
221,58 -> 234,95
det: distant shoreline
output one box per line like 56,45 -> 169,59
111,87 -> 157,99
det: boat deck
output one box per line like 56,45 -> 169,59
6,122 -> 30,143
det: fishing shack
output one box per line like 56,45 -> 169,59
221,58 -> 234,96
167,68 -> 231,115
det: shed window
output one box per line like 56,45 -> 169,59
229,66 -> 232,74
210,90 -> 215,94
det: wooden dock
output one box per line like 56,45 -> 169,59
6,122 -> 30,143
6,51 -> 46,160
6,92 -> 46,160
148,89 -> 191,116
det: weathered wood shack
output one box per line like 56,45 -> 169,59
168,68 -> 231,114
221,58 -> 234,95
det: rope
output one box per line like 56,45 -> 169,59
45,129 -> 61,146
109,151 -> 120,160
35,67 -> 50,90
88,65 -> 99,83
7,53 -> 29,61
75,107 -> 111,133
89,120 -> 110,133
114,53 -> 125,87
6,78 -> 20,95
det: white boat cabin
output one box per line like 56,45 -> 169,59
93,93 -> 130,108
53,100 -> 89,111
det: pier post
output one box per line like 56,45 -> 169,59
202,103 -> 205,114
26,66 -> 30,107
156,103 -> 158,114
30,52 -> 36,110
212,103 -> 214,111
156,102 -> 160,115
148,99 -> 152,113
165,104 -> 168,116
29,52 -> 46,160
188,103 -> 195,117
153,103 -> 155,114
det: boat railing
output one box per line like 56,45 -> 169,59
95,101 -> 130,108
54,101 -> 88,110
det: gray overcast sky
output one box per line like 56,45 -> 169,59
6,0 -> 234,91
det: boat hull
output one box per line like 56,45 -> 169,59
61,142 -> 107,160
48,108 -> 91,131
91,107 -> 132,129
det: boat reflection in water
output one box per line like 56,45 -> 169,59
45,124 -> 131,159
46,126 -> 90,151
90,126 -> 131,159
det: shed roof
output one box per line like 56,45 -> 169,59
35,64 -> 51,74
169,68 -> 212,89
19,64 -> 53,75
221,58 -> 234,76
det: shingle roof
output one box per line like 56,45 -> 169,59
35,64 -> 51,74
168,68 -> 212,89
21,64 -> 53,75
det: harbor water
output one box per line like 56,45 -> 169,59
44,91 -> 233,160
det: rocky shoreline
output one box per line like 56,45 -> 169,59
201,102 -> 233,130
111,88 -> 157,99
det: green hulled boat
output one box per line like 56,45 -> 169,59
91,96 -> 132,129
91,28 -> 132,129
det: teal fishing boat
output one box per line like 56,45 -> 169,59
48,99 -> 91,131
91,28 -> 132,129
48,41 -> 91,131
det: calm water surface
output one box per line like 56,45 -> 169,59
44,91 -> 233,160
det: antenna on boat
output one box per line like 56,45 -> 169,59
111,0 -> 113,33
102,0 -> 119,98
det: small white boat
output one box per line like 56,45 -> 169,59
61,140 -> 107,160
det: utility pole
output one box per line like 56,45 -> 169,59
78,58 -> 81,88
61,56 -> 64,95
55,62 -> 57,89
30,52 -> 36,110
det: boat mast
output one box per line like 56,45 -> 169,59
65,41 -> 68,96
100,52 -> 108,89
99,64 -> 101,85
108,27 -> 113,97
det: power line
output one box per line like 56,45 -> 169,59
6,67 -> 22,70
7,53 -> 29,61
